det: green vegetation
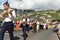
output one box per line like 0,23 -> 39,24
0,9 -> 60,22
26,10 -> 60,20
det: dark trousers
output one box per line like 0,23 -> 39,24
46,26 -> 48,30
22,29 -> 26,40
0,21 -> 14,40
34,27 -> 36,32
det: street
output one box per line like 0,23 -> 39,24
4,29 -> 59,40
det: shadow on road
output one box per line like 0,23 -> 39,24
14,36 -> 20,40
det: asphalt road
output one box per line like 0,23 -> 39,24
4,29 -> 59,40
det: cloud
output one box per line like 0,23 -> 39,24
31,0 -> 60,10
9,0 -> 34,9
0,0 -> 60,10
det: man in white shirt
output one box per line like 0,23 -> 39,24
0,2 -> 16,40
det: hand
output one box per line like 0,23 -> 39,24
1,11 -> 7,15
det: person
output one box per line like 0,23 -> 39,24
29,22 -> 33,30
21,14 -> 29,40
22,14 -> 29,36
53,23 -> 58,32
36,21 -> 40,32
15,20 -> 20,31
43,23 -> 46,30
57,22 -> 60,34
46,23 -> 48,30
33,21 -> 37,33
0,2 -> 16,40
39,23 -> 43,31
21,20 -> 29,40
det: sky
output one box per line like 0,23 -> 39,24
0,0 -> 60,10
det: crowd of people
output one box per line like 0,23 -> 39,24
0,1 -> 49,40
14,14 -> 49,40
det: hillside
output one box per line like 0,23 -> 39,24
24,10 -> 60,21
